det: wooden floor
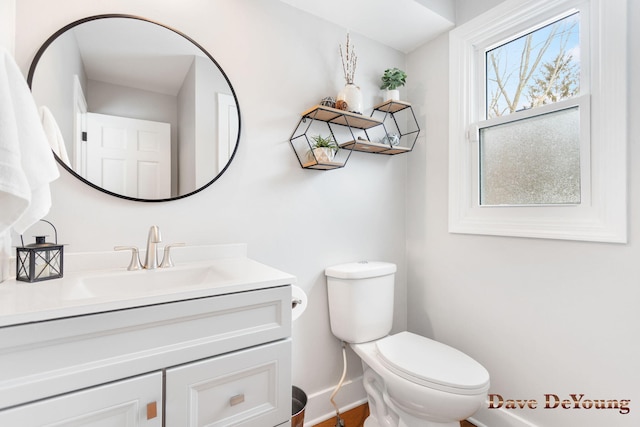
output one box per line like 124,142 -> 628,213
312,404 -> 369,427
312,404 -> 476,427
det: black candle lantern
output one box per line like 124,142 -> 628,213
16,220 -> 64,283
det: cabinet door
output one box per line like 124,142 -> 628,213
0,372 -> 162,427
166,339 -> 291,427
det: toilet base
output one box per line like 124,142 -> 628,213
363,416 -> 379,427
361,362 -> 462,427
364,413 -> 458,427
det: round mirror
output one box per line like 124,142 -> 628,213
28,14 -> 241,202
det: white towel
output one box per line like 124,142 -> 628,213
39,105 -> 70,166
0,47 -> 59,281
0,52 -> 30,233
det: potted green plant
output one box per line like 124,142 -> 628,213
380,68 -> 407,101
309,134 -> 339,163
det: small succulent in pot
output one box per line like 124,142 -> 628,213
311,134 -> 338,150
380,68 -> 407,101
309,134 -> 339,163
380,68 -> 407,90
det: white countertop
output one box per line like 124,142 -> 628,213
0,244 -> 296,327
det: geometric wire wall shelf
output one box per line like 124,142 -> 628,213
289,100 -> 420,170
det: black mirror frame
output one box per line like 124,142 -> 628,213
27,14 -> 242,203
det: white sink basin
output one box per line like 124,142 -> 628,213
63,264 -> 222,300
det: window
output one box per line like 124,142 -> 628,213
449,0 -> 627,242
481,11 -> 583,206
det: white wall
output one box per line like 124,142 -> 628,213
407,1 -> 640,427
0,0 -> 15,54
14,0 -> 407,423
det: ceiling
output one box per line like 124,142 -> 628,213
49,2 -> 456,96
73,18 -> 207,96
277,0 -> 456,53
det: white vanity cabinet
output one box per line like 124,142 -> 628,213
0,282 -> 292,427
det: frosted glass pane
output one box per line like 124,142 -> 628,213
479,107 -> 580,205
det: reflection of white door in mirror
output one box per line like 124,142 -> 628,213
218,93 -> 238,172
86,113 -> 171,199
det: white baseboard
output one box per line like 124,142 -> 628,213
469,405 -> 539,427
303,375 -> 367,426
302,380 -> 539,427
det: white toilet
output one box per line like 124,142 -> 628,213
325,261 -> 490,427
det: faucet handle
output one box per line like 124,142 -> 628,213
114,246 -> 143,271
160,243 -> 186,268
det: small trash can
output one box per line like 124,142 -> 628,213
292,386 -> 307,427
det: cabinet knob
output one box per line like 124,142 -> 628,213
146,401 -> 158,420
229,394 -> 245,406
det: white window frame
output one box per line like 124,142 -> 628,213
448,0 -> 627,243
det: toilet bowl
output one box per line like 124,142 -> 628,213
353,332 -> 489,427
325,262 -> 490,427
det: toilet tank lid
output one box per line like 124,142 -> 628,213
325,261 -> 396,279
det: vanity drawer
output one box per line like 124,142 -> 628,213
0,372 -> 163,426
166,339 -> 292,427
0,285 -> 291,410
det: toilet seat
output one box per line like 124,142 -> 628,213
375,332 -> 490,395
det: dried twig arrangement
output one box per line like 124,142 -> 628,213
339,33 -> 357,84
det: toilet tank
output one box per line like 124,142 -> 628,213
325,261 -> 396,343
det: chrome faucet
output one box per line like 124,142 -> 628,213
143,225 -> 162,269
115,226 -> 185,270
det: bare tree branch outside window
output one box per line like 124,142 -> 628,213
486,13 -> 580,119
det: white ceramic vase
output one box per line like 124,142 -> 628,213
309,147 -> 336,163
383,89 -> 400,102
337,83 -> 363,114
